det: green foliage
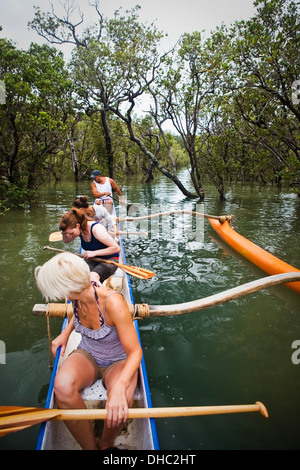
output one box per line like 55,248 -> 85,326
0,180 -> 35,214
159,0 -> 300,197
0,38 -> 75,209
1,0 -> 299,211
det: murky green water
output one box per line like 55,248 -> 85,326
0,171 -> 299,450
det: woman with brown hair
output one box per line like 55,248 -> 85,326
59,208 -> 120,284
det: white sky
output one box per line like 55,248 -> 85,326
1,0 -> 256,55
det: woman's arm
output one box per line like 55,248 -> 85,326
105,293 -> 143,426
109,179 -> 125,205
51,316 -> 75,357
83,223 -> 120,259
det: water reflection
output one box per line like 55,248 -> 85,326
0,172 -> 299,450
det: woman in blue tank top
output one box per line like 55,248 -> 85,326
35,252 -> 142,450
59,208 -> 120,285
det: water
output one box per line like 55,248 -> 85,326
0,171 -> 299,450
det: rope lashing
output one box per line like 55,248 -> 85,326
130,303 -> 151,320
46,303 -> 73,320
45,302 -> 73,369
218,215 -> 234,225
45,305 -> 53,369
41,302 -> 151,321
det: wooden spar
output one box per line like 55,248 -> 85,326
119,210 -> 299,294
146,272 -> 300,317
33,272 -> 300,318
118,210 -> 233,223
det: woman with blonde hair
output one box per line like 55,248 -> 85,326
35,252 -> 142,450
59,207 -> 120,284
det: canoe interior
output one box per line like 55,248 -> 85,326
37,213 -> 159,450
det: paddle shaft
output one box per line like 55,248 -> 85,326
43,246 -> 154,279
44,245 -> 120,267
53,402 -> 269,420
0,402 -> 268,436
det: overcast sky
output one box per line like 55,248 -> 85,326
1,0 -> 256,54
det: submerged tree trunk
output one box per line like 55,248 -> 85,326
145,160 -> 155,183
100,109 -> 114,180
68,128 -> 79,182
129,128 -> 197,197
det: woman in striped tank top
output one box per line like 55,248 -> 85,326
35,252 -> 142,450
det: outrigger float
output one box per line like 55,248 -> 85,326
118,210 -> 300,296
208,217 -> 300,295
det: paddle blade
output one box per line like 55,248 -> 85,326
124,264 -> 155,279
0,406 -> 39,417
0,424 -> 34,437
49,232 -> 62,242
0,406 -> 60,437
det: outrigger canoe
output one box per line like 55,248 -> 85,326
209,218 -> 300,295
36,208 -> 159,450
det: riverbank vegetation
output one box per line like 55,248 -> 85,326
0,0 -> 299,212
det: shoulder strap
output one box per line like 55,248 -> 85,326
89,221 -> 99,238
103,291 -> 124,318
91,284 -> 104,326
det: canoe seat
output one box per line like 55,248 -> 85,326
80,379 -> 108,402
80,379 -> 141,407
103,274 -> 124,292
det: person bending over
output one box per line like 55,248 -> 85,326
59,208 -> 120,284
35,252 -> 142,450
72,195 -> 118,238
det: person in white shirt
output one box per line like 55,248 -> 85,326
90,170 -> 125,208
72,196 -> 118,239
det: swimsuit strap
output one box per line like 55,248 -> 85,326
91,283 -> 124,326
103,291 -> 122,317
91,283 -> 104,326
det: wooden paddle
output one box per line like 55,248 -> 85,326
0,402 -> 268,437
43,246 -> 155,280
49,231 -> 148,242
